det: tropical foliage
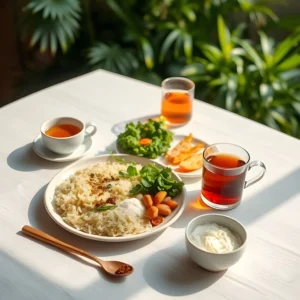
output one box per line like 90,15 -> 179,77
19,0 -> 300,137
182,17 -> 300,136
22,0 -> 82,54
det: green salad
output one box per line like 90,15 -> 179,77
117,119 -> 173,158
119,163 -> 184,197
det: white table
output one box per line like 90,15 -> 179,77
1,70 -> 300,300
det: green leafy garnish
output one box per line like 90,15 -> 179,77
117,119 -> 173,158
119,163 -> 184,197
94,205 -> 117,212
119,165 -> 139,178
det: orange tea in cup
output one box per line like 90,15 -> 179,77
45,124 -> 81,138
161,91 -> 192,125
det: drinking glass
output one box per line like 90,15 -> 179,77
161,77 -> 195,127
201,143 -> 266,210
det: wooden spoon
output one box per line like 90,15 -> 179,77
22,225 -> 134,277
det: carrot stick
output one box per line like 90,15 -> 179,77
139,138 -> 152,146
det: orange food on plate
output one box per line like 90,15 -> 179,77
142,194 -> 153,208
153,191 -> 167,206
162,199 -> 178,210
139,138 -> 152,146
166,133 -> 193,163
146,206 -> 158,220
179,153 -> 203,171
172,142 -> 205,164
165,134 -> 205,172
141,191 -> 179,227
151,216 -> 164,226
156,204 -> 171,216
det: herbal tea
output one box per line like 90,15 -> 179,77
201,153 -> 247,206
161,91 -> 192,125
45,124 -> 81,138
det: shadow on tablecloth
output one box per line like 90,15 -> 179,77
7,143 -> 69,172
228,167 -> 300,226
171,167 -> 300,229
143,244 -> 226,296
170,188 -> 214,229
27,184 -> 164,258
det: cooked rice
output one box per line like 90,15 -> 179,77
53,161 -> 151,236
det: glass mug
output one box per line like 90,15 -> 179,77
201,143 -> 266,210
161,77 -> 195,127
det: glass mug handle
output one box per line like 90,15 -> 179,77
244,160 -> 266,189
84,122 -> 97,138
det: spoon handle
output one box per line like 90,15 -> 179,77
22,225 -> 98,263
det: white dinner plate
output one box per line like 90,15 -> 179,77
116,134 -> 208,179
33,134 -> 93,162
44,154 -> 186,242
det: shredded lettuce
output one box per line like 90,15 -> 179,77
117,119 -> 173,158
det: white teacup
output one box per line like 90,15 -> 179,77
41,117 -> 97,155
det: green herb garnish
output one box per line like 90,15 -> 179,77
94,205 -> 117,212
119,163 -> 184,197
119,165 -> 139,177
117,119 -> 173,159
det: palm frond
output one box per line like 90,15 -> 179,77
87,43 -> 139,76
22,0 -> 81,55
24,0 -> 81,20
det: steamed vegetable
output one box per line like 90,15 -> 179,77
117,119 -> 173,158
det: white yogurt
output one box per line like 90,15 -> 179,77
190,223 -> 241,253
119,198 -> 145,217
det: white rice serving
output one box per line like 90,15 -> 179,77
53,161 -> 152,236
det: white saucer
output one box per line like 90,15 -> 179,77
32,134 -> 93,162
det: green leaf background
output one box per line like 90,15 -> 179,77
20,0 -> 300,138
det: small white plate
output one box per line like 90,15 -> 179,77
32,134 -> 93,162
44,154 -> 186,242
116,134 -> 208,179
157,135 -> 208,179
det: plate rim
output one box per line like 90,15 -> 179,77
33,134 -> 92,162
44,154 -> 187,242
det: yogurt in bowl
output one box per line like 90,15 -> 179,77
190,222 -> 242,254
185,214 -> 247,272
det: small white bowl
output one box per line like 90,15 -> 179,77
185,214 -> 247,272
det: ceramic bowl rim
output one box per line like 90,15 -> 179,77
185,213 -> 247,256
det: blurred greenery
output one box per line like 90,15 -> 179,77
19,0 -> 300,138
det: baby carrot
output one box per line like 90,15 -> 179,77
139,138 -> 152,146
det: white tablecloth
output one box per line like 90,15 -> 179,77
1,70 -> 300,300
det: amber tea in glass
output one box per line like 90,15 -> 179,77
201,143 -> 266,210
161,77 -> 194,126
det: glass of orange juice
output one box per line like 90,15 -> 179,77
161,77 -> 195,127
